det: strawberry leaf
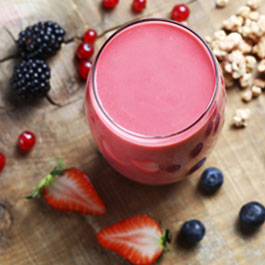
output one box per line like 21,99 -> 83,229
26,159 -> 70,199
57,157 -> 63,170
160,227 -> 172,252
26,173 -> 54,199
165,229 -> 172,243
50,168 -> 64,176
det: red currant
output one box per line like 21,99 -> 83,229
103,0 -> 119,8
0,153 -> 6,172
83,29 -> 97,44
132,0 -> 146,12
76,43 -> 94,60
18,131 -> 36,151
171,4 -> 190,22
79,60 -> 92,79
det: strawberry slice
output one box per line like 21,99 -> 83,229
101,140 -> 126,166
131,160 -> 160,175
26,159 -> 106,215
97,215 -> 171,265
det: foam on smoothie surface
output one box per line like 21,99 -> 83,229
95,21 -> 216,137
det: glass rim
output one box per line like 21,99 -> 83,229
91,18 -> 219,140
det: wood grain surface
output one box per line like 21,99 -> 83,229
0,0 -> 265,264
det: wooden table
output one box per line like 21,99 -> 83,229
0,0 -> 264,264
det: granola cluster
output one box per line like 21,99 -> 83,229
216,0 -> 230,8
206,0 -> 265,104
232,108 -> 251,127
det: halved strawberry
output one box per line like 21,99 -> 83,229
130,160 -> 160,175
26,159 -> 106,215
97,215 -> 171,265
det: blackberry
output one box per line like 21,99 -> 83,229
16,21 -> 65,59
11,59 -> 51,99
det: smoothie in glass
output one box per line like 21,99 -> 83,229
86,19 -> 225,185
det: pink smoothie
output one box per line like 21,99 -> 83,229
95,21 -> 216,137
87,19 -> 225,185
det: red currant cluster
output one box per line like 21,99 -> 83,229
102,0 -> 190,22
0,131 -> 36,173
76,3 -> 190,80
76,29 -> 97,79
103,0 -> 146,12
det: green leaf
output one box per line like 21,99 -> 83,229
50,169 -> 64,176
26,159 -> 71,200
26,173 -> 55,199
165,229 -> 172,243
57,158 -> 63,170
159,226 -> 172,253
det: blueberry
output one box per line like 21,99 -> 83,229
180,219 -> 205,244
200,167 -> 224,193
239,202 -> 265,227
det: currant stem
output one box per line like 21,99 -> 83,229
45,94 -> 61,107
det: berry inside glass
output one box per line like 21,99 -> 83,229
86,19 -> 226,185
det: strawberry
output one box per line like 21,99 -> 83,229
26,159 -> 106,215
130,160 -> 160,175
97,215 -> 171,265
101,140 -> 126,166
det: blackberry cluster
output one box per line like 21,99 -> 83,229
12,21 -> 65,100
11,59 -> 51,99
16,21 -> 65,59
